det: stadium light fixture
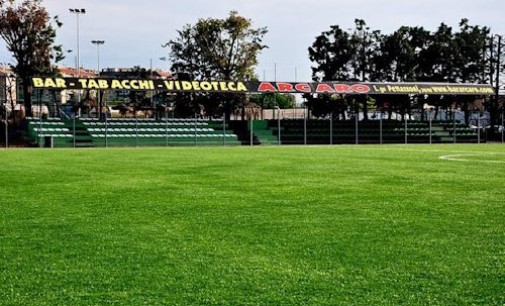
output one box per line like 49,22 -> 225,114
69,8 -> 86,77
69,8 -> 85,148
91,40 -> 105,74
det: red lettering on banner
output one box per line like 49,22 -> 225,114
316,83 -> 335,93
333,84 -> 352,93
277,82 -> 294,92
295,83 -> 311,93
351,84 -> 371,93
258,82 -> 277,92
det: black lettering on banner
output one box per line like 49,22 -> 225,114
30,77 -> 495,96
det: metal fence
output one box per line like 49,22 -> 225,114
2,103 -> 505,148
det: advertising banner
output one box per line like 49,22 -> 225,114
31,77 -> 495,96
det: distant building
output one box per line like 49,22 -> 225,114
100,67 -> 172,79
58,66 -> 96,78
0,64 -> 17,108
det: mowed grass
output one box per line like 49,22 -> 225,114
0,145 -> 504,305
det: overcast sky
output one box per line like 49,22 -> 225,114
1,0 -> 504,82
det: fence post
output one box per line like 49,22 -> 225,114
452,109 -> 456,144
501,113 -> 505,143
380,112 -> 383,145
105,99 -> 108,148
330,112 -> 333,145
165,104 -> 169,147
404,118 -> 408,144
135,112 -> 139,147
429,111 -> 432,145
222,113 -> 226,147
250,118 -> 254,146
355,111 -> 359,145
194,112 -> 198,147
277,107 -> 281,146
304,107 -> 307,145
477,116 -> 481,144
4,104 -> 8,148
72,112 -> 76,148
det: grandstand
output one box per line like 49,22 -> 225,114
26,117 -> 241,147
274,119 -> 480,145
25,116 -> 482,147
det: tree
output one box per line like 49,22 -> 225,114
377,26 -> 431,83
308,19 -> 496,123
308,24 -> 354,82
163,11 -> 267,119
308,23 -> 356,118
453,19 -> 489,83
416,20 -> 491,123
0,0 -> 63,117
308,20 -> 379,119
250,93 -> 295,109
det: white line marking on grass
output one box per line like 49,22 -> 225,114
439,152 -> 505,164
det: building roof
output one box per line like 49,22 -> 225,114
0,64 -> 13,76
1,65 -> 173,79
58,66 -> 96,78
155,70 -> 172,79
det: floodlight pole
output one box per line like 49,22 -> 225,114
69,8 -> 85,96
91,40 -> 105,120
70,8 -> 85,148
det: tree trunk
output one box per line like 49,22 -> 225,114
23,81 -> 33,117
489,97 -> 498,139
362,98 -> 369,120
463,102 -> 470,125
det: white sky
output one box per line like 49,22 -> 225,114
1,0 -> 504,82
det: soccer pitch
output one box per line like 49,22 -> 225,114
1,145 -> 504,305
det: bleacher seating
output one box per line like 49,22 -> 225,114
81,118 -> 240,147
26,117 -> 73,147
24,117 -> 481,147
25,117 -> 241,147
270,119 -> 480,144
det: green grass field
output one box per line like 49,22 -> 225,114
1,145 -> 504,305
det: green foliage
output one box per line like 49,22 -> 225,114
308,24 -> 355,81
0,145 -> 504,304
310,19 -> 490,84
308,19 -> 494,119
250,93 -> 295,109
303,93 -> 347,118
0,0 -> 63,116
164,11 -> 267,81
163,11 -> 268,118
